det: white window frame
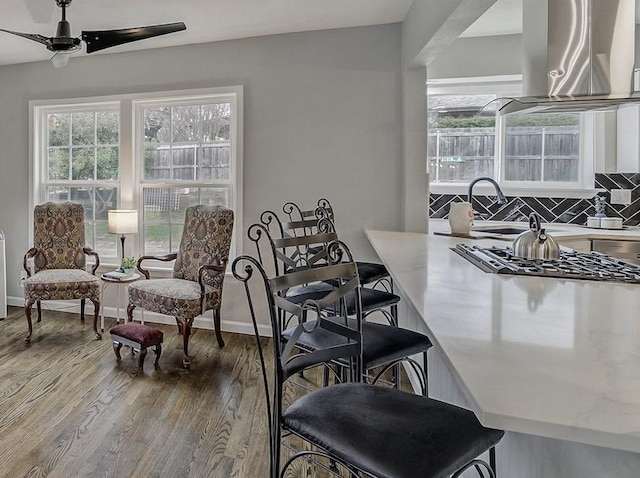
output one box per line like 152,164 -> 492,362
427,75 -> 601,198
30,100 -> 122,255
29,86 -> 243,269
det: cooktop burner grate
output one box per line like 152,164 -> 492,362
452,244 -> 640,283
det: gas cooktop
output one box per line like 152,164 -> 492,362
452,244 -> 640,284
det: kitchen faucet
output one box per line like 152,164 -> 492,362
467,177 -> 507,210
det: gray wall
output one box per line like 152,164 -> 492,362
427,34 -> 522,79
0,24 -> 403,331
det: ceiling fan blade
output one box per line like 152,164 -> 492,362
24,0 -> 56,24
82,22 -> 186,54
0,28 -> 51,47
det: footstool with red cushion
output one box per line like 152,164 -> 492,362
109,323 -> 163,369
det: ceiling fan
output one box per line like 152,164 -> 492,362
0,0 -> 186,68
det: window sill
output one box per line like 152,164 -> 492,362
429,183 -> 604,199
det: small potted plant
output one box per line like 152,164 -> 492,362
121,256 -> 137,274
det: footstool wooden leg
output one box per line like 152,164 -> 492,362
137,347 -> 148,369
113,342 -> 123,361
153,344 -> 162,367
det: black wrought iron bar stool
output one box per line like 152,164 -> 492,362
232,243 -> 504,478
248,220 -> 431,395
278,198 -> 393,292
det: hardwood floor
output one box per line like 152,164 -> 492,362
0,306 -> 413,478
0,306 -> 279,478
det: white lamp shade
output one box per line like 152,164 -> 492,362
108,210 -> 139,234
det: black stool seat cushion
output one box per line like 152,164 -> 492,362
283,383 -> 504,478
110,323 -> 164,348
286,283 -> 399,314
283,318 -> 431,369
355,261 -> 389,285
287,262 -> 389,287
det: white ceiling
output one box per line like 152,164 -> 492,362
4,0 -> 639,67
461,0 -> 522,37
0,0 -> 413,66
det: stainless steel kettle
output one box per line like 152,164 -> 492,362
512,213 -> 560,260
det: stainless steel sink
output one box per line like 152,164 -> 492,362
473,226 -> 558,235
473,226 -> 528,235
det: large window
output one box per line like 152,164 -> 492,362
35,103 -> 120,254
135,96 -> 237,256
427,78 -> 587,190
31,86 -> 243,266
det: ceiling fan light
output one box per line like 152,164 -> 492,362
51,52 -> 71,68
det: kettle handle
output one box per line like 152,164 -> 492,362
529,212 -> 542,233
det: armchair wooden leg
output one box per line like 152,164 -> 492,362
213,308 -> 224,347
127,304 -> 135,322
37,300 -> 42,323
90,297 -> 101,340
80,298 -> 86,322
177,317 -> 193,368
25,299 -> 35,342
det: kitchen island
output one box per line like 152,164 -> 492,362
366,226 -> 640,477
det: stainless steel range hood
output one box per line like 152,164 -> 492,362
492,0 -> 639,115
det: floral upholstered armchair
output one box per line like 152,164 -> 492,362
127,205 -> 234,368
23,202 -> 101,342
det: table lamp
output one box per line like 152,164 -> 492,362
108,209 -> 138,272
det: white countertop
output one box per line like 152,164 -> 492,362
448,218 -> 640,241
366,224 -> 640,453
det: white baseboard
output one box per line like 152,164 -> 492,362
7,295 -> 272,337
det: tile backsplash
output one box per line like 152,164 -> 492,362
429,173 -> 640,226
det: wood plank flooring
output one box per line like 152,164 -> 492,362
0,306 -> 412,478
0,306 -> 314,478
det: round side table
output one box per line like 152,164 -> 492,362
100,273 -> 141,331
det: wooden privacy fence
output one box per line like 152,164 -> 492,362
428,126 -> 580,182
146,143 -> 230,181
143,142 -> 230,211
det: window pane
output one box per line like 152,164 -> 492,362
48,113 -> 69,147
428,95 -> 496,182
95,187 -> 118,257
144,107 -> 170,142
202,103 -> 230,141
143,102 -> 232,181
45,186 -> 69,202
505,114 -> 580,182
200,144 -> 230,180
142,187 -> 190,254
72,112 -> 95,146
143,188 -> 181,254
48,148 -> 69,180
199,187 -> 229,206
142,186 -> 230,254
172,105 -> 199,142
144,144 -> 171,180
71,147 -> 95,180
96,111 -> 119,144
96,147 -> 119,180
172,146 -> 196,180
143,216 -> 170,254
